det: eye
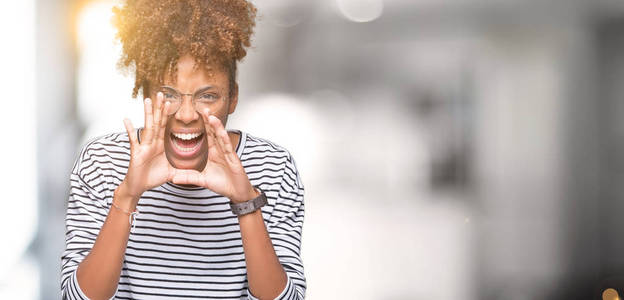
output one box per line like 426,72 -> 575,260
160,89 -> 179,100
196,93 -> 219,103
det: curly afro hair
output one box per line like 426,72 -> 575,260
112,0 -> 257,98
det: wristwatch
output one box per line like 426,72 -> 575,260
230,187 -> 267,216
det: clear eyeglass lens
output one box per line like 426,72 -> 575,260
166,100 -> 182,115
192,93 -> 221,113
160,88 -> 222,115
194,101 -> 211,113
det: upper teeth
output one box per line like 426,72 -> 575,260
173,132 -> 201,140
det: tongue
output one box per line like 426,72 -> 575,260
176,136 -> 199,147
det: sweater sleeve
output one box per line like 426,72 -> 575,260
60,144 -> 112,300
247,153 -> 307,300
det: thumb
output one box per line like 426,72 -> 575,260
171,168 -> 204,186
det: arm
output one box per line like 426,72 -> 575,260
61,151 -> 112,300
241,158 -> 306,300
74,185 -> 138,299
61,95 -> 172,299
238,207 -> 287,299
171,113 -> 306,299
61,145 -> 138,300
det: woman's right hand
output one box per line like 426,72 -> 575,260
119,92 -> 174,201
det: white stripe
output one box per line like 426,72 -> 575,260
61,130 -> 306,299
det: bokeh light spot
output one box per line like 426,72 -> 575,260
336,0 -> 383,23
603,288 -> 619,300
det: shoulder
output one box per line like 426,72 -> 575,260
72,131 -> 131,177
239,131 -> 304,191
240,132 -> 296,166
68,131 -> 130,199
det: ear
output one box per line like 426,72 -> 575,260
227,82 -> 239,115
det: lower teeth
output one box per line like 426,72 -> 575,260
173,136 -> 202,152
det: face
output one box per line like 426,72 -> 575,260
150,54 -> 238,171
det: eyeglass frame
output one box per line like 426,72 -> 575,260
158,85 -> 227,115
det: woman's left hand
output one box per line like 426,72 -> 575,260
170,108 -> 258,203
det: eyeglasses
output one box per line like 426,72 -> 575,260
159,86 -> 225,115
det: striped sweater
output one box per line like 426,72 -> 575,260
61,130 -> 306,299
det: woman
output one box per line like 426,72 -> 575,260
60,1 -> 306,299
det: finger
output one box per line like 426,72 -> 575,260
143,98 -> 154,144
200,109 -> 218,152
123,118 -> 138,150
209,118 -> 227,155
158,101 -> 170,141
208,114 -> 229,137
209,115 -> 233,155
201,108 -> 212,136
206,128 -> 219,154
171,169 -> 204,187
152,92 -> 163,142
218,129 -> 239,165
216,121 -> 235,155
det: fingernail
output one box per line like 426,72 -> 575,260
145,98 -> 151,104
157,92 -> 163,98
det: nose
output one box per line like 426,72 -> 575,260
174,95 -> 199,124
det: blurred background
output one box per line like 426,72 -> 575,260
3,0 -> 624,299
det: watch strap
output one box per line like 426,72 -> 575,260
230,187 -> 267,216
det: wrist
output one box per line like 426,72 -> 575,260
229,186 -> 267,216
230,185 -> 260,204
115,182 -> 140,210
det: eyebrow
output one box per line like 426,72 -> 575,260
161,85 -> 216,95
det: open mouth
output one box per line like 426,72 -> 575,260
170,132 -> 204,157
